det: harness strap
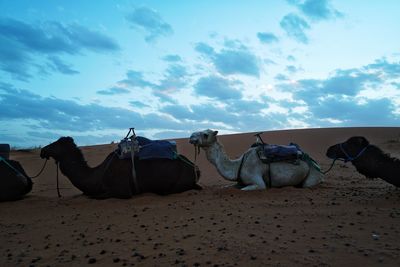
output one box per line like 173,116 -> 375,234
236,152 -> 247,181
340,143 -> 369,162
56,161 -> 61,198
130,141 -> 140,194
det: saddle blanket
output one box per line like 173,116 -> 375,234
258,144 -> 302,163
135,136 -> 177,160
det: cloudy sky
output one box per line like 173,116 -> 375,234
1,0 -> 399,147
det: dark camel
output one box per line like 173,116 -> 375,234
0,158 -> 32,201
326,136 -> 400,187
40,137 -> 201,199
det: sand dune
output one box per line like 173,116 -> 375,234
1,127 -> 400,266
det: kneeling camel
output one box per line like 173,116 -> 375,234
40,137 -> 201,199
326,136 -> 400,187
189,129 -> 324,190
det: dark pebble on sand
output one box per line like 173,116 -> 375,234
88,258 -> 96,264
113,258 -> 120,263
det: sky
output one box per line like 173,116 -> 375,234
0,0 -> 399,147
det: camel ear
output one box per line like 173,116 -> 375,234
213,131 -> 218,136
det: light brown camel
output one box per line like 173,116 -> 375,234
189,129 -> 324,190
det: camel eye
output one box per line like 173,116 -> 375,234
203,133 -> 209,139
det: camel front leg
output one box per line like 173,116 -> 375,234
240,176 -> 266,191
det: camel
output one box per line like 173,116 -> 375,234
40,137 -> 201,199
326,136 -> 400,187
0,158 -> 32,201
189,129 -> 324,190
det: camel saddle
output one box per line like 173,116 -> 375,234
256,143 -> 302,164
117,136 -> 177,160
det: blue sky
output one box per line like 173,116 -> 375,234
0,0 -> 399,147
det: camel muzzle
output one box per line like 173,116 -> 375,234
189,137 -> 198,145
326,145 -> 338,159
40,149 -> 50,160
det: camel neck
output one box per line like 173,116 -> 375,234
352,147 -> 400,187
57,153 -> 104,195
204,141 -> 241,181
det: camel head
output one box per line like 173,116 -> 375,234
40,137 -> 76,161
189,129 -> 219,147
326,136 -> 370,161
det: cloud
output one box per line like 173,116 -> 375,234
280,13 -> 310,44
114,64 -> 189,104
129,100 -> 150,109
195,42 -> 215,56
194,75 -> 243,100
0,17 -> 119,80
214,49 -> 260,77
291,65 -> 384,100
279,58 -> 400,127
286,65 -> 301,74
288,0 -> 343,21
0,85 -> 184,135
156,64 -> 188,92
47,56 -> 79,75
97,86 -> 130,95
160,105 -> 193,120
118,70 -> 156,88
364,58 -> 400,79
162,54 -> 182,62
309,97 -> 399,126
64,24 -> 120,52
257,32 -> 279,44
195,41 -> 260,77
287,55 -> 296,62
161,103 -> 240,126
225,99 -> 268,114
126,7 -> 173,42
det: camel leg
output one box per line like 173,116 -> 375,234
240,176 -> 266,191
301,167 -> 324,188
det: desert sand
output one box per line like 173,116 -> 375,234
1,127 -> 400,267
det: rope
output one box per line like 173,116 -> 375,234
28,159 -> 48,179
0,156 -> 48,179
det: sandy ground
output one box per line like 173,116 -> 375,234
1,127 -> 400,267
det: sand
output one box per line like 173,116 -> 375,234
1,127 -> 400,266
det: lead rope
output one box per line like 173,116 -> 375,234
320,158 -> 347,174
0,156 -> 48,179
29,159 -> 48,179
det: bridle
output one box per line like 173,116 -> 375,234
323,142 -> 369,174
339,142 -> 369,163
